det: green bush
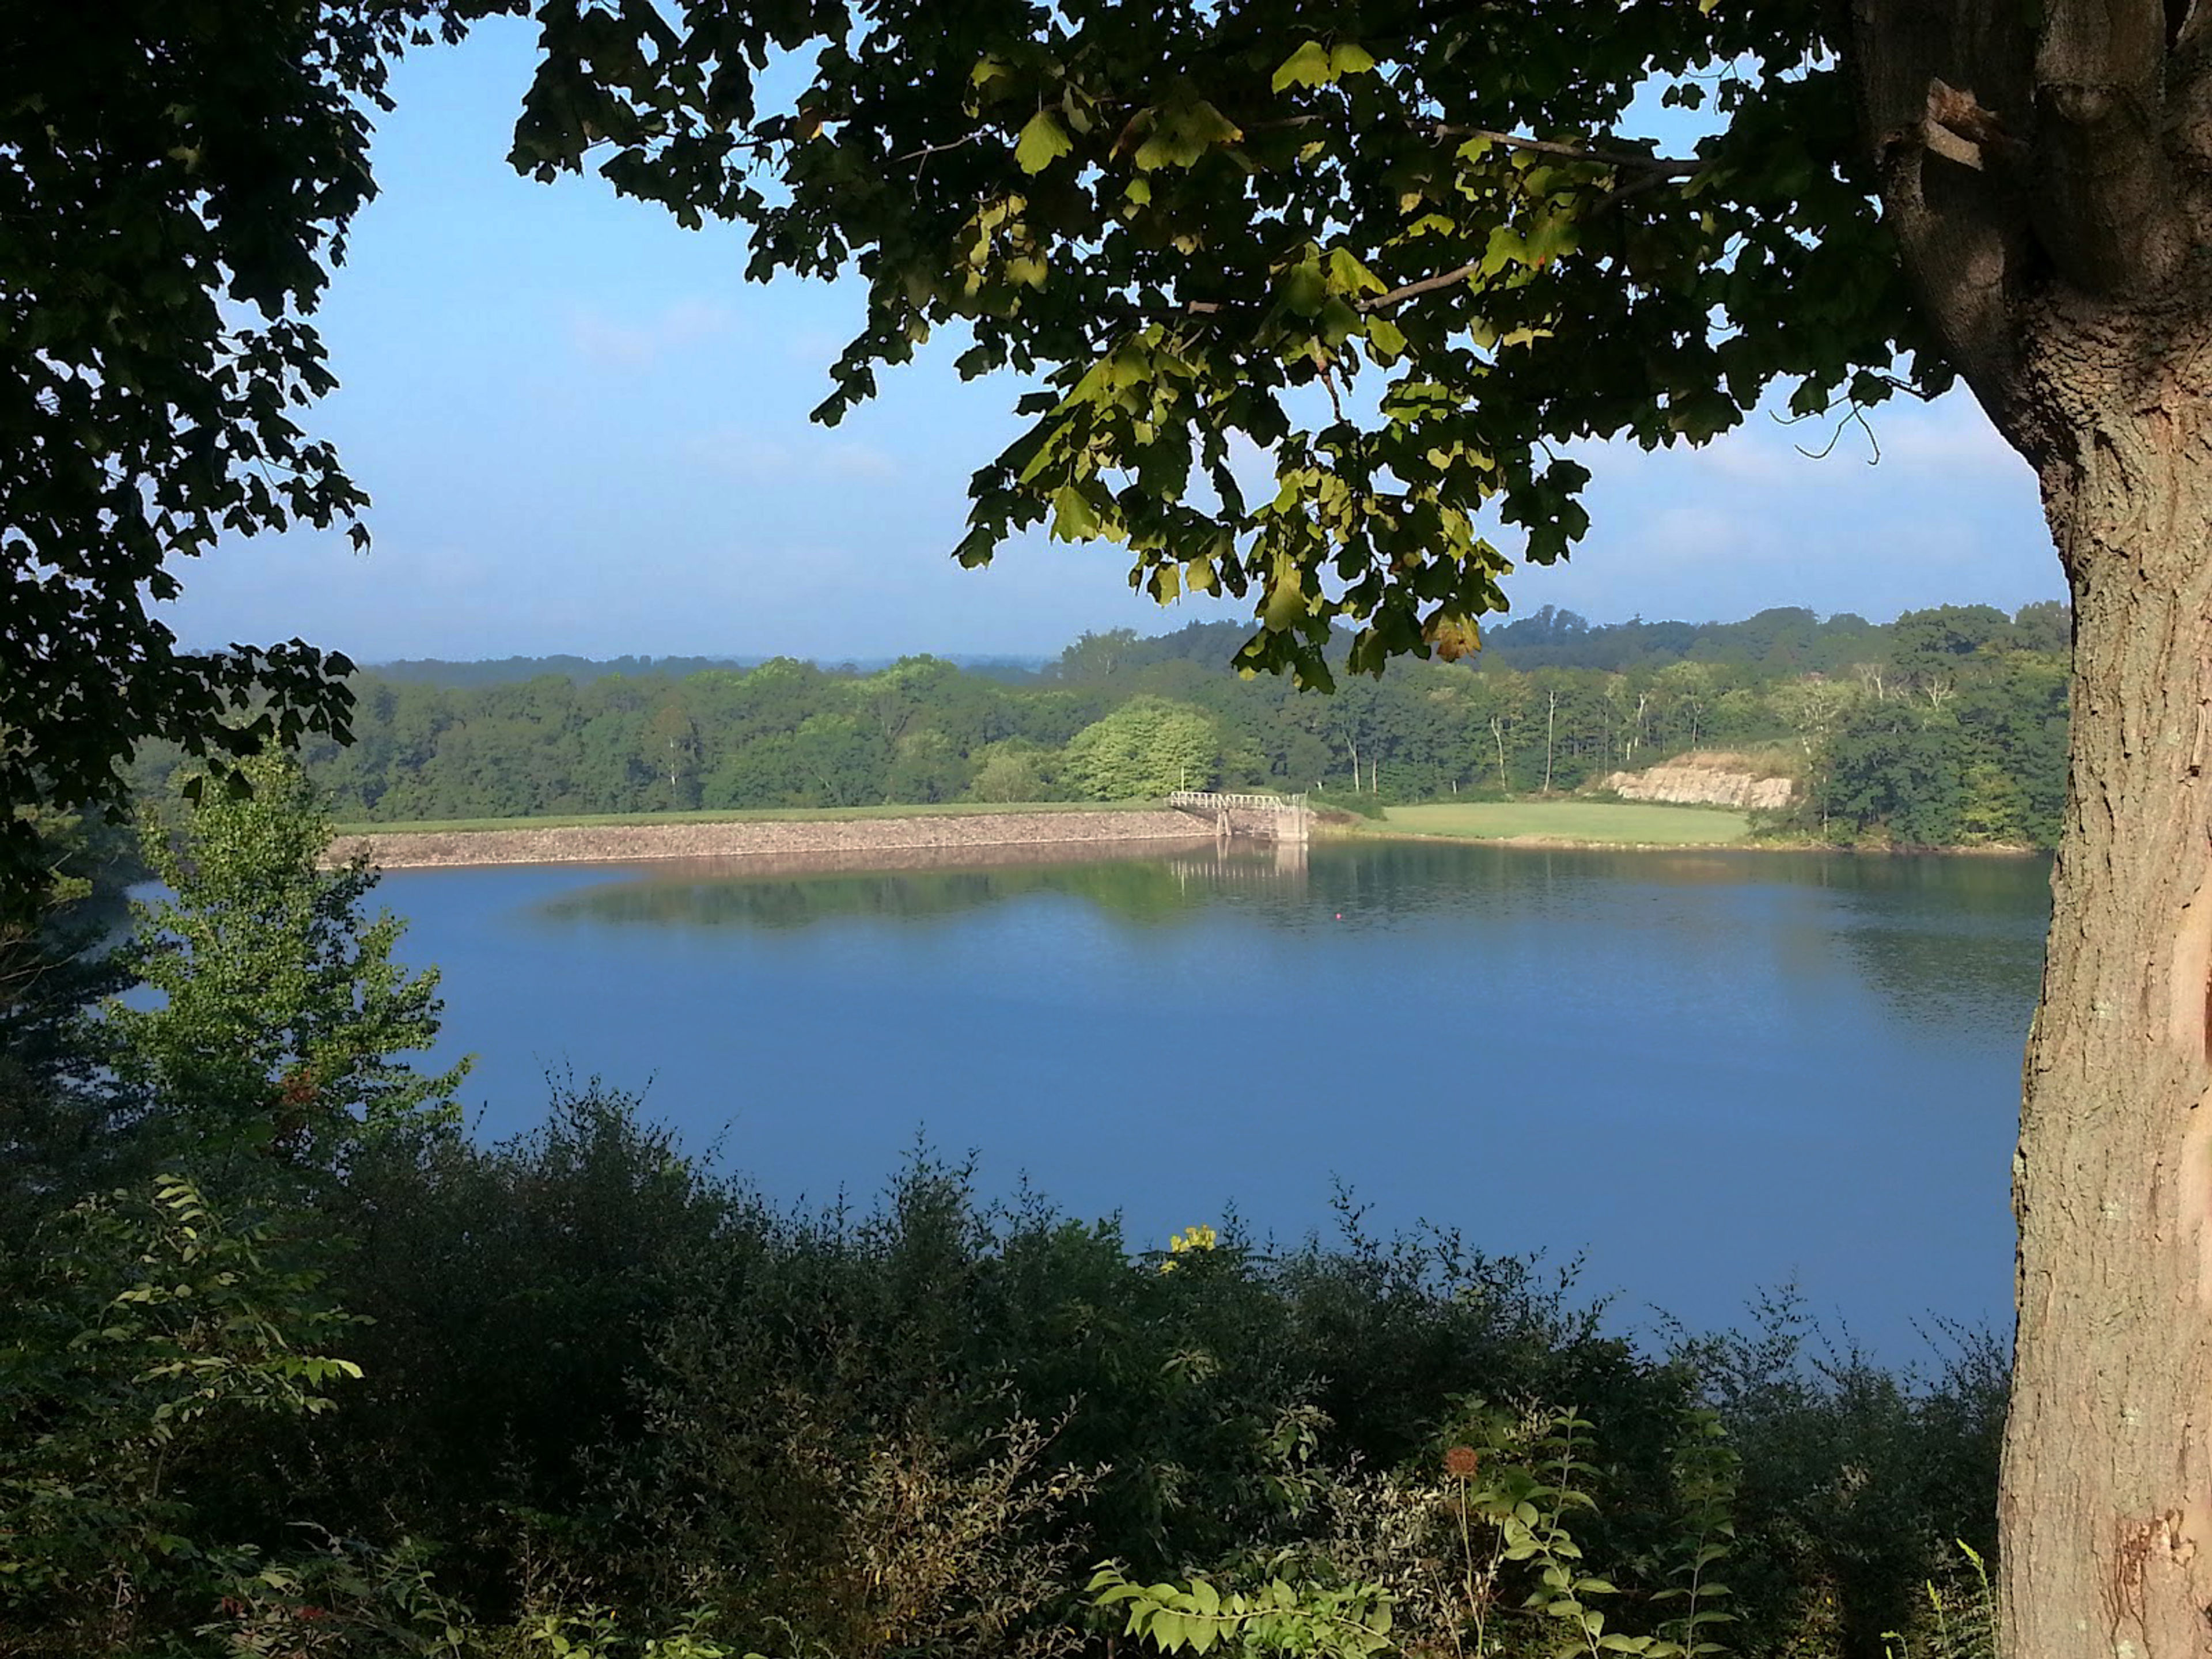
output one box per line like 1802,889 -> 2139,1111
1308,790 -> 1387,820
0,1075 -> 2005,1659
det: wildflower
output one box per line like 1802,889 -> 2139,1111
1159,1223 -> 1220,1273
1444,1445 -> 1480,1478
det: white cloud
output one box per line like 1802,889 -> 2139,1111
682,426 -> 902,482
565,297 -> 737,369
1872,397 -> 2032,479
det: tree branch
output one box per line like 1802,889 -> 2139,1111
2032,0 -> 2179,294
1849,0 -> 2037,435
1429,124 -> 1699,175
1356,260 -> 1482,310
893,131 -> 984,164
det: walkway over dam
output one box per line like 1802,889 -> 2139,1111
1165,790 -> 1312,844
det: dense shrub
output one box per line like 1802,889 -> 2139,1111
2,1070 -> 2002,1659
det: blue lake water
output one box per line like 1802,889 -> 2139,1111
378,839 -> 2050,1355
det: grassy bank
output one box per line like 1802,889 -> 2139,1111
1374,800 -> 1754,846
335,800 -> 1159,835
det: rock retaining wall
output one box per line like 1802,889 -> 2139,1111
331,810 -> 1218,871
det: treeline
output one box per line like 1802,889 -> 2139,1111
1,771 -> 2005,1659
141,603 -> 2070,847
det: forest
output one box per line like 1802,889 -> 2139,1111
199,603 -> 2072,850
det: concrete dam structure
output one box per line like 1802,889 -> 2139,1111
1165,790 -> 1312,844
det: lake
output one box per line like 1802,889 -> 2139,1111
380,838 -> 2050,1356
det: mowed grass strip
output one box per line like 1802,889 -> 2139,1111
335,800 -> 1161,835
1378,801 -> 1752,846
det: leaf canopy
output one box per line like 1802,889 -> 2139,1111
0,0 -> 517,896
510,0 -> 1939,687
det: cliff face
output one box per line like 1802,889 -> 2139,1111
1597,757 -> 1796,812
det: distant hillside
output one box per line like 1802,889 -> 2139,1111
369,654 -> 759,688
154,598 -> 2073,853
369,652 -> 1052,687
1471,601 -> 2071,673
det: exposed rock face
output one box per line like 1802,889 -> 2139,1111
1598,761 -> 1794,812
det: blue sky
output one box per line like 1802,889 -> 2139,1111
167,17 -> 2066,665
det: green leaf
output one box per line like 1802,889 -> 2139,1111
1329,42 -> 1378,75
1280,261 -> 1327,317
1052,485 -> 1101,539
1261,555 -> 1307,630
1135,99 -> 1243,169
1016,109 -> 1074,173
1270,41 -> 1333,92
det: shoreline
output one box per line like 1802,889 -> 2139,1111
330,808 -> 1222,872
331,806 -> 2050,874
1353,827 -> 2047,857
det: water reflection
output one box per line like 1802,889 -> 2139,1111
535,837 -> 2047,1034
537,840 -> 1294,931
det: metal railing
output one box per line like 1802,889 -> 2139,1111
1165,791 -> 1309,812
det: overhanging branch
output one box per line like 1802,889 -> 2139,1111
1849,0 -> 2037,432
1429,124 -> 1699,176
2032,0 -> 2179,294
1356,260 -> 1482,310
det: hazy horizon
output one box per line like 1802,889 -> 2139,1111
273,596 -> 2056,674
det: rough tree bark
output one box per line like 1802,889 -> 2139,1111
1851,3 -> 2212,1653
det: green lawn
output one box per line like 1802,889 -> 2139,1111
334,800 -> 1158,835
1377,800 -> 1752,846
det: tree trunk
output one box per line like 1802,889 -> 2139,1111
1842,9 -> 2212,1642
2002,413 -> 2212,1659
1543,690 -> 1558,794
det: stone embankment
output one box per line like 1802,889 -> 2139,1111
1596,753 -> 1796,812
331,809 -> 1218,872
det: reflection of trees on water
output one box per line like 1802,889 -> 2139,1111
1288,841 -> 2048,1032
539,845 -> 1302,931
536,838 -> 2049,1032
1815,856 -> 2050,1033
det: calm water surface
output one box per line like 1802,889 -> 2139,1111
382,840 -> 2050,1353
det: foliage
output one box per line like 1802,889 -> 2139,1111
513,1 -> 1921,694
0,0 -> 537,899
1672,1296 -> 2006,1659
1060,697 -> 1224,798
1880,1544 -> 1994,1659
1088,1565 -> 1396,1659
1089,1401 -> 1742,1659
1290,1401 -> 1738,1659
181,607 -> 2073,848
103,749 -> 468,1166
0,1056 -> 2008,1659
0,1175 -> 362,1652
489,1605 -> 733,1659
0,811 -> 143,1247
